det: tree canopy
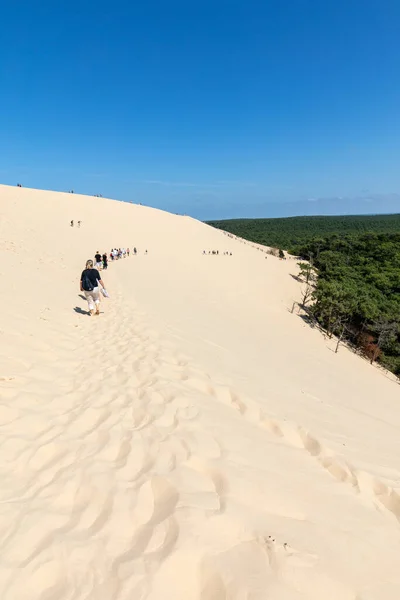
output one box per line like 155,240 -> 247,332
299,233 -> 400,375
208,214 -> 400,254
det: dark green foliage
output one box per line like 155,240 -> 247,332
304,233 -> 400,376
297,262 -> 316,284
208,215 -> 400,377
207,214 -> 400,254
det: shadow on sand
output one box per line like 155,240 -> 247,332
74,306 -> 90,316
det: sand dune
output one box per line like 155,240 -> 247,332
1,183 -> 400,599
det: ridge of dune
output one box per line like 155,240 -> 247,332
1,183 -> 400,600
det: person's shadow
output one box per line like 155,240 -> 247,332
74,306 -> 89,316
78,294 -> 86,301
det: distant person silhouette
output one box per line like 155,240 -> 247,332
94,251 -> 102,269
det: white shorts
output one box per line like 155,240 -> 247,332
84,287 -> 100,311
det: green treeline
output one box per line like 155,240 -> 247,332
298,233 -> 400,376
208,214 -> 400,254
208,215 -> 400,377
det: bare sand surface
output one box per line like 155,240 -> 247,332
1,183 -> 400,600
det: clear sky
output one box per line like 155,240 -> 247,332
1,0 -> 400,220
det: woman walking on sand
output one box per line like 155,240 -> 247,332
80,259 -> 106,316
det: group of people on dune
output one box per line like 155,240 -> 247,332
109,247 -> 136,261
203,250 -> 233,256
94,251 -> 109,271
96,247 -> 140,269
80,246 -> 143,316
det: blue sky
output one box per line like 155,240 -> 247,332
1,0 -> 400,220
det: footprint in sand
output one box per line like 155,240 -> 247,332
144,516 -> 180,561
169,457 -> 224,513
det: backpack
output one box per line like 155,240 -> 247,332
82,270 -> 94,292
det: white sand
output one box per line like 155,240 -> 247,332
1,183 -> 399,600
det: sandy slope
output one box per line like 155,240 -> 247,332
1,184 -> 400,600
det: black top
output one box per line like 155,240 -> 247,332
95,254 -> 101,262
81,268 -> 101,290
